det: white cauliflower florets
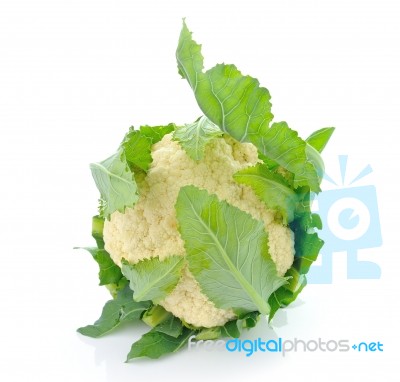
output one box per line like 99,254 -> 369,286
103,133 -> 294,328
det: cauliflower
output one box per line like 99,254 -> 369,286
103,133 -> 294,327
78,20 -> 332,361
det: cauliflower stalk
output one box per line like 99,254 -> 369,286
78,21 -> 334,361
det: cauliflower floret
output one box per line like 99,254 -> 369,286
103,133 -> 295,328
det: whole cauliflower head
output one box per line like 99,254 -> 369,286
103,133 -> 295,328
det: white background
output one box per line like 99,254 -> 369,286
1,0 -> 399,381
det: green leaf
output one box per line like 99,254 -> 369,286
268,208 -> 324,320
292,196 -> 324,274
241,311 -> 260,328
292,231 -> 324,275
177,22 -> 273,142
77,286 -> 150,338
90,149 -> 139,219
198,64 -> 274,143
221,320 -> 241,338
176,20 -> 204,90
252,122 -> 321,192
140,123 -> 175,144
105,277 -> 129,299
91,215 -> 105,249
306,127 -> 335,153
268,268 -> 307,321
122,130 -> 153,172
121,256 -> 185,303
234,163 -> 298,224
154,315 -> 183,338
268,288 -> 292,321
296,210 -> 323,231
172,116 -> 222,160
175,185 -> 287,316
258,152 -> 280,171
80,247 -> 123,286
176,21 -> 320,192
306,143 -> 325,182
122,124 -> 175,172
126,328 -> 195,360
312,214 -> 323,230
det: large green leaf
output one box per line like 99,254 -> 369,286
234,163 -> 298,224
173,116 -> 222,160
77,285 -> 150,338
175,185 -> 287,315
121,256 -> 185,303
177,21 -> 273,142
90,149 -> 139,219
176,21 -> 320,192
126,328 -> 195,360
